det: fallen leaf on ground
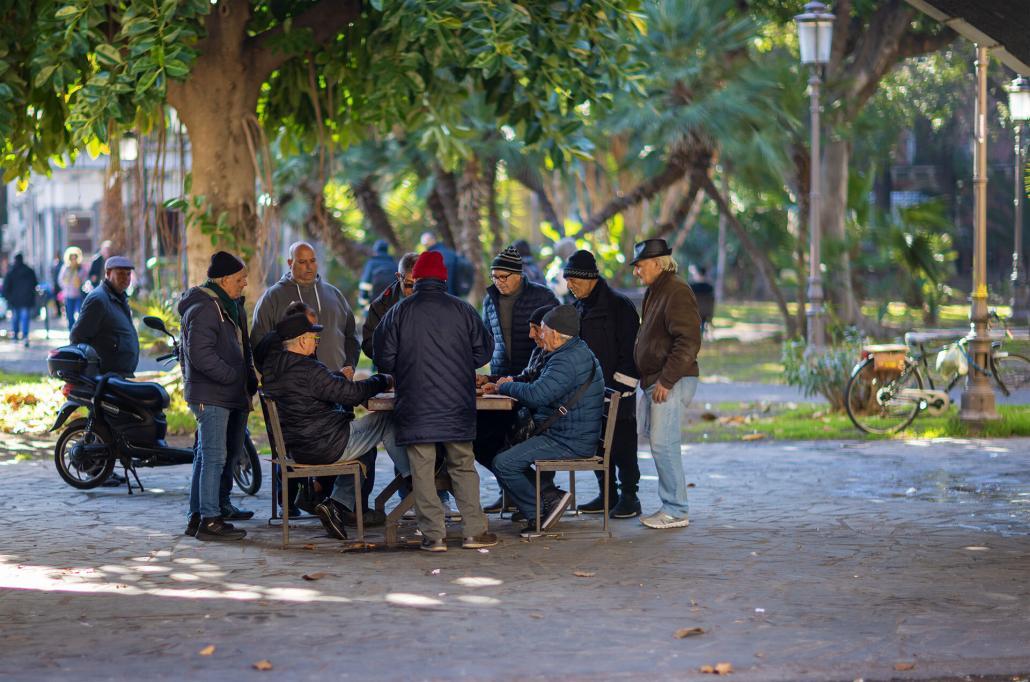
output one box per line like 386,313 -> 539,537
302,544 -> 317,551
894,662 -> 915,671
687,482 -> 696,488
198,645 -> 215,656
673,627 -> 705,639
700,662 -> 734,674
430,568 -> 441,575
572,570 -> 596,577
477,548 -> 489,554
717,415 -> 746,425
301,572 -> 327,581
253,660 -> 273,671
741,433 -> 765,441
811,410 -> 825,419
701,412 -> 718,421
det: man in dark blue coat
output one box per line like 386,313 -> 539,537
70,256 -> 140,377
373,250 -> 497,552
489,305 -> 605,537
482,244 -> 559,377
2,253 -> 38,345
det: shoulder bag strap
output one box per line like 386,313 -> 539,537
531,365 -> 598,437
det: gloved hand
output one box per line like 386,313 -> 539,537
246,368 -> 259,397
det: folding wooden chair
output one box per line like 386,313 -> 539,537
534,389 -> 621,537
259,393 -> 363,548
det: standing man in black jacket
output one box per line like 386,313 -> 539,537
2,253 -> 38,346
361,252 -> 418,365
373,251 -> 497,552
179,251 -> 257,542
565,250 -> 644,518
70,256 -> 139,377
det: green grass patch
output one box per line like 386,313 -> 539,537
684,401 -> 1030,442
700,338 -> 784,383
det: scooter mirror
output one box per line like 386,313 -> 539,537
143,316 -> 170,335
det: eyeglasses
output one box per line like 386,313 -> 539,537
402,279 -> 415,290
491,272 -> 515,283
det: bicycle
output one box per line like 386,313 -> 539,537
845,312 -> 1030,434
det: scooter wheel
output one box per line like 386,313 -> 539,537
54,418 -> 116,489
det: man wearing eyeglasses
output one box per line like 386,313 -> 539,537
361,252 -> 418,365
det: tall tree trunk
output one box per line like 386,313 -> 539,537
100,142 -> 126,255
432,166 -> 460,249
699,173 -> 798,337
714,172 -> 728,302
351,176 -> 402,251
427,186 -> 457,248
484,159 -> 505,253
457,157 -> 487,308
511,165 -> 562,236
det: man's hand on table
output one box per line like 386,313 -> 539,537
475,374 -> 490,388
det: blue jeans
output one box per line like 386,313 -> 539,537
637,377 -> 698,518
328,412 -> 410,511
65,297 -> 82,327
11,307 -> 31,339
188,403 -> 247,519
494,435 -> 581,519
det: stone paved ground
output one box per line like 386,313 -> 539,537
1,435 -> 1028,681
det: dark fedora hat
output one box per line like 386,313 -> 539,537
276,312 -> 323,341
630,238 -> 673,265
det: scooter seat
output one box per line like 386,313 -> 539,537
106,377 -> 170,410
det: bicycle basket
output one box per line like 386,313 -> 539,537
935,344 -> 968,380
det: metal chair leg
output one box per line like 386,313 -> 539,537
281,467 -> 290,549
535,467 -> 542,534
354,469 -> 364,543
570,472 -> 577,515
602,465 -> 610,535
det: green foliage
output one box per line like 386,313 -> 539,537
782,329 -> 864,411
164,174 -> 252,258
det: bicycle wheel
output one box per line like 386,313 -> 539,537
993,352 -> 1030,394
845,357 -> 924,435
232,431 -> 262,496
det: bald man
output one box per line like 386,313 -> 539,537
252,241 -> 359,371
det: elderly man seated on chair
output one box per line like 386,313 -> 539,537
259,312 -> 409,541
484,305 -> 605,538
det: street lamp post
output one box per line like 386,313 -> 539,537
795,1 -> 834,355
960,45 -> 1000,424
1007,75 -> 1030,328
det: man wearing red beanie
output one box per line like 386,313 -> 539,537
373,250 -> 497,551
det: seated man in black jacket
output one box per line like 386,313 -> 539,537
259,312 -> 408,541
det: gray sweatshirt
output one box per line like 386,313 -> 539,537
251,272 -> 359,370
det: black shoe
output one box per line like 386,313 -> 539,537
511,510 -> 526,523
483,496 -> 504,514
420,537 -> 447,552
184,513 -> 200,537
195,517 -> 246,541
576,494 -> 606,514
519,523 -> 542,539
313,500 -> 348,540
221,503 -> 254,520
101,472 -> 128,488
610,494 -> 642,519
339,507 -> 386,527
542,491 -> 573,531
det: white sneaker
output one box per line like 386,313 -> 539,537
640,511 -> 690,529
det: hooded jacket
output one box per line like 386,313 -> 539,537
482,279 -> 559,377
70,280 -> 140,377
499,336 -> 605,457
251,272 -> 359,370
178,286 -> 254,410
259,339 -> 391,464
373,278 -> 494,446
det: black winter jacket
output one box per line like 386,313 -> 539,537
373,278 -> 494,446
178,286 -> 255,411
361,282 -> 403,364
573,278 -> 640,419
259,342 -> 391,464
482,280 -> 558,376
70,281 -> 140,377
2,260 -> 38,308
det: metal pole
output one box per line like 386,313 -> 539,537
960,45 -> 999,423
1012,122 -> 1029,327
805,68 -> 826,354
715,171 -> 728,302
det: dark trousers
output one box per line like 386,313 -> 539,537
285,448 -> 377,511
595,417 -> 640,498
474,411 -> 555,495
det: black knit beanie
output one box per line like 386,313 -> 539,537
542,304 -> 580,337
530,304 -> 556,326
207,251 -> 245,279
491,245 -> 523,273
563,249 -> 599,280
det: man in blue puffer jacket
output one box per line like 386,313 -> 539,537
488,305 -> 604,537
373,251 -> 497,552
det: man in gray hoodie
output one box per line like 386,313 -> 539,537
251,241 -> 359,371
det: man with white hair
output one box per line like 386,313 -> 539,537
252,241 -> 359,373
631,238 -> 702,530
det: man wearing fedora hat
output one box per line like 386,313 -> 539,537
631,239 -> 702,529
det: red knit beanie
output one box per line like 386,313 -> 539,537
412,250 -> 448,281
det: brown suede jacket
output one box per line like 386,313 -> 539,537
633,270 -> 702,389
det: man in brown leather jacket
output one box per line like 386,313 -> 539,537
631,239 -> 702,530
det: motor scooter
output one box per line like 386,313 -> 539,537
47,316 -> 261,495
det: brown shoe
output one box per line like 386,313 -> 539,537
462,532 -> 498,549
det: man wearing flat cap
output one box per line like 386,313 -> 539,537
260,312 -> 409,542
178,251 -> 257,541
564,249 -> 643,518
631,238 -> 702,529
488,304 -> 605,537
70,255 -> 140,377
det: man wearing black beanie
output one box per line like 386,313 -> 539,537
565,249 -> 643,518
177,250 -> 257,541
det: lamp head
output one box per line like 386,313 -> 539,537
795,1 -> 834,67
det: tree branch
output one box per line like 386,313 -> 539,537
511,165 -> 563,237
351,175 -> 402,252
247,0 -> 362,86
